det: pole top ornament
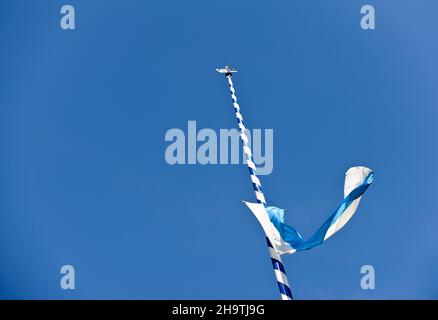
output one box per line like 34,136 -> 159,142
216,66 -> 237,75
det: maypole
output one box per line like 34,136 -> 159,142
216,66 -> 294,300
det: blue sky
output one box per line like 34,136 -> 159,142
0,0 -> 437,299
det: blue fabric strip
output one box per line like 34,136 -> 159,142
271,258 -> 286,274
277,281 -> 293,298
267,172 -> 374,252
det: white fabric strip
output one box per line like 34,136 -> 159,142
255,191 -> 266,204
243,145 -> 252,157
240,132 -> 249,143
251,175 -> 261,187
274,269 -> 290,287
281,294 -> 292,301
245,202 -> 296,256
246,159 -> 257,171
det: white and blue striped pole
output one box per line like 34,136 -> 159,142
217,67 -> 293,300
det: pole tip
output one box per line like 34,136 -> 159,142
216,66 -> 237,75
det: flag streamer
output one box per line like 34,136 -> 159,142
245,167 -> 374,255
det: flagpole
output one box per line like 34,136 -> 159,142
217,67 -> 293,300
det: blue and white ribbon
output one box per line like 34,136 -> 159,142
245,167 -> 374,255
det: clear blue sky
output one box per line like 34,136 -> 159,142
1,0 -> 437,299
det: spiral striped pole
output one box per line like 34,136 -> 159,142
217,67 -> 293,300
